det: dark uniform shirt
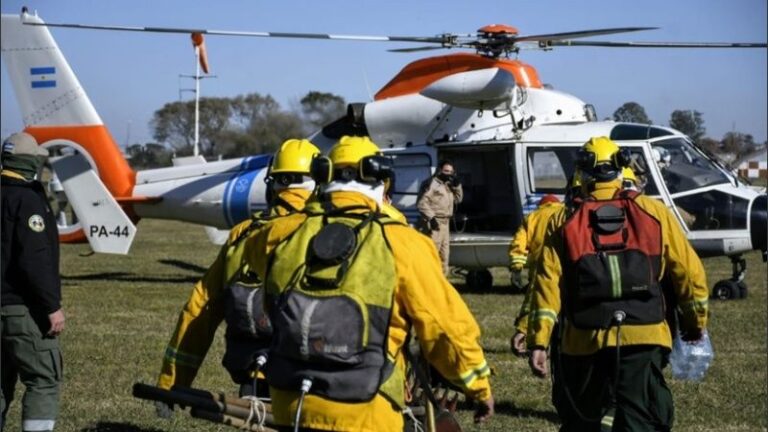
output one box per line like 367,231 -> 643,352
1,173 -> 61,317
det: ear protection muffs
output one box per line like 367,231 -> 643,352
613,148 -> 632,168
359,155 -> 394,182
576,147 -> 631,170
310,156 -> 333,184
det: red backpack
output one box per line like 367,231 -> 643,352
561,190 -> 664,329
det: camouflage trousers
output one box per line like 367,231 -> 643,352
1,305 -> 62,432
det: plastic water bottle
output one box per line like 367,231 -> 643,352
670,330 -> 713,381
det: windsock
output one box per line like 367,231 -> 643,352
191,32 -> 210,74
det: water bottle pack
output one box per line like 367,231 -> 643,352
669,330 -> 713,381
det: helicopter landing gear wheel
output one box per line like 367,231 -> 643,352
711,255 -> 748,300
712,280 -> 739,300
465,269 -> 493,291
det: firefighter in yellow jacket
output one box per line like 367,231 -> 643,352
508,194 -> 563,355
156,139 -> 320,401
243,136 -> 493,431
528,137 -> 709,431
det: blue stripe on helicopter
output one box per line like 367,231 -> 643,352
31,67 -> 56,75
32,80 -> 56,88
522,195 -> 545,216
223,155 -> 271,227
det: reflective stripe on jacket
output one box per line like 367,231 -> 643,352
529,180 -> 708,355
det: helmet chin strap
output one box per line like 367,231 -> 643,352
323,180 -> 385,205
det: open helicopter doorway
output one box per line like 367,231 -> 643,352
438,144 -> 522,289
439,145 -> 522,234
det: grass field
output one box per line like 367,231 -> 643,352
3,219 -> 766,431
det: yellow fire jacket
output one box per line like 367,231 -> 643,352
244,191 -> 492,432
511,202 -> 566,335
157,188 -> 312,390
528,180 -> 709,355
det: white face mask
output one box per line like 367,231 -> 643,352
323,180 -> 385,205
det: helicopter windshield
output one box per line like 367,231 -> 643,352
651,138 -> 730,194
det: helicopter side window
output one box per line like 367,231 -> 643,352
651,138 -> 729,194
527,148 -> 572,194
672,190 -> 749,230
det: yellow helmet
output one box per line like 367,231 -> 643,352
576,136 -> 631,181
312,136 -> 393,184
270,139 -> 320,175
621,167 -> 637,184
327,136 -> 380,167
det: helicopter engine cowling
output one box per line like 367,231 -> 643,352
420,67 -> 516,110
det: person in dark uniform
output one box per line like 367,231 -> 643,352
1,132 -> 64,432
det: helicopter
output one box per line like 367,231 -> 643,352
1,10 -> 765,299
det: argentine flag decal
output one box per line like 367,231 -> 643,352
31,66 -> 56,89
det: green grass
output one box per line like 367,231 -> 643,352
3,219 -> 766,431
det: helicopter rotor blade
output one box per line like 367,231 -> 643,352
545,40 -> 768,48
388,46 -> 448,53
21,18 -> 450,44
511,27 -> 657,42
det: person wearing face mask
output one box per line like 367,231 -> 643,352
1,132 -> 64,432
416,160 -> 463,274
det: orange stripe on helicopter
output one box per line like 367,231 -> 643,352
24,125 -> 139,243
375,53 -> 542,101
24,125 -> 136,198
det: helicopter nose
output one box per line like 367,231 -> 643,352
750,194 -> 767,255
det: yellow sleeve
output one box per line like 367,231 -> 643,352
514,281 -> 534,334
386,225 -> 492,401
528,215 -> 565,349
508,217 -> 530,271
157,244 -> 228,389
645,197 -> 709,333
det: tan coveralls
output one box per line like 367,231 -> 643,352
417,176 -> 463,274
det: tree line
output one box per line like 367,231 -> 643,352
126,91 -> 345,169
611,102 -> 764,164
127,96 -> 764,170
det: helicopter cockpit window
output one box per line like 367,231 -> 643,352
651,138 -> 730,194
626,148 -> 661,196
527,148 -> 572,193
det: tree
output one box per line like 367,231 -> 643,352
299,91 -> 346,132
227,92 -> 304,156
150,97 -> 232,156
697,137 -> 721,155
612,102 -> 652,124
669,110 -> 706,143
721,132 -> 756,158
126,142 -> 173,169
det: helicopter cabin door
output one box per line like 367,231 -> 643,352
437,143 -> 521,269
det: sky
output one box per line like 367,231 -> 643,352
2,0 -> 767,147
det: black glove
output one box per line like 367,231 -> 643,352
450,175 -> 461,188
429,217 -> 440,231
155,400 -> 173,419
